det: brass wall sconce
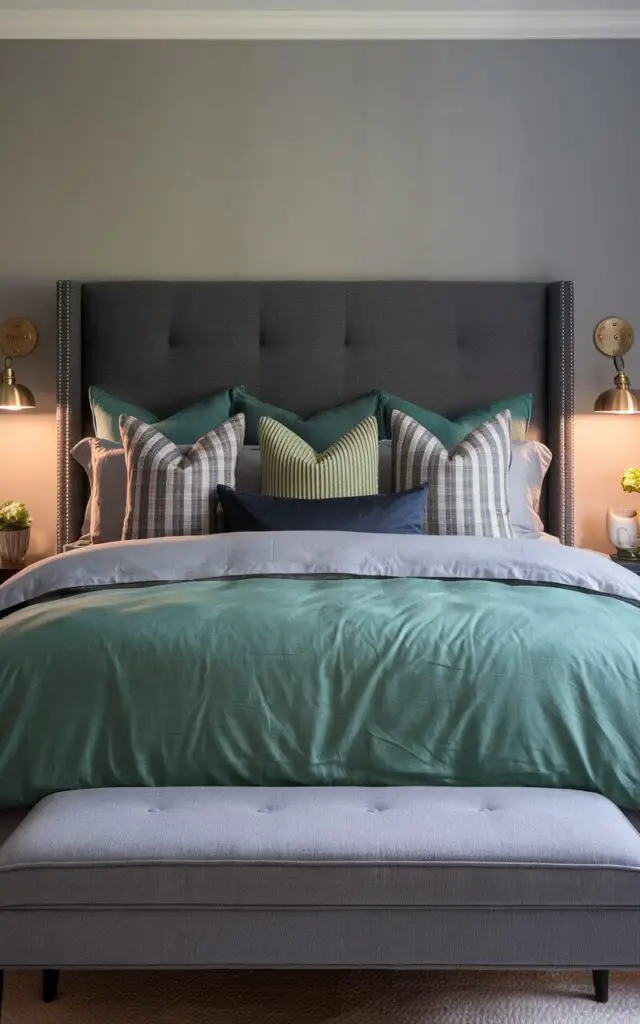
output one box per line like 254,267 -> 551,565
593,317 -> 639,414
0,318 -> 38,410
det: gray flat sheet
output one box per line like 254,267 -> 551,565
0,533 -> 636,615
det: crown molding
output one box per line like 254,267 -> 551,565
1,9 -> 640,41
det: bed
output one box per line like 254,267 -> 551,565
13,274 -> 635,814
7,282 -> 638,999
2,278 -> 607,810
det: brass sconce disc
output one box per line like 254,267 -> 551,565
0,318 -> 38,359
594,317 -> 634,358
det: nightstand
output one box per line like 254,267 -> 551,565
610,554 -> 640,575
0,562 -> 34,584
0,565 -> 21,584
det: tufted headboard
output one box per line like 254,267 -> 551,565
56,280 -> 574,551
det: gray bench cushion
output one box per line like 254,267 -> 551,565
2,786 -> 640,912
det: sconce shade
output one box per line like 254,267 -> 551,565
594,370 -> 640,414
0,361 -> 35,410
593,317 -> 639,412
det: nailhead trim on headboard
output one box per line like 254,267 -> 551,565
56,280 -> 71,554
558,280 -> 575,547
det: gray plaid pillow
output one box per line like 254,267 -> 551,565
392,408 -> 514,537
120,413 -> 245,540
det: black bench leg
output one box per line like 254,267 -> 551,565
42,969 -> 60,1003
592,969 -> 609,1003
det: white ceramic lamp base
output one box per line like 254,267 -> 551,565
607,508 -> 639,558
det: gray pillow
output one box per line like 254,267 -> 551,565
90,440 -> 128,543
70,438 -> 122,543
510,440 -> 552,537
69,438 -> 94,539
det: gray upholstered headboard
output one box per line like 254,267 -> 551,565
56,280 -> 574,551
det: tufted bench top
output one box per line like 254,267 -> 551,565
2,786 -> 640,912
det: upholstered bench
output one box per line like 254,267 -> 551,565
2,785 -> 640,1014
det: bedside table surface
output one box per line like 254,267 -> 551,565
610,554 -> 640,574
0,562 -> 33,583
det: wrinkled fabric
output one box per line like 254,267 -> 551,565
1,534 -> 640,809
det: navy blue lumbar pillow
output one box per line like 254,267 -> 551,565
217,485 -> 427,535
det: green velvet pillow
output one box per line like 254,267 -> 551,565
381,392 -> 532,448
233,390 -> 383,448
89,385 -> 241,445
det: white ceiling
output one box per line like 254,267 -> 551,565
1,1 -> 640,8
1,1 -> 638,8
1,2 -> 639,38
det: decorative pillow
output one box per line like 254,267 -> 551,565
90,440 -> 129,543
72,440 -> 396,545
71,437 -> 124,543
217,484 -> 427,535
378,440 -> 393,494
233,391 -> 382,447
392,409 -> 514,537
90,385 -> 242,444
70,437 -> 98,538
381,392 -> 531,446
120,414 -> 244,539
510,440 -> 553,537
260,416 -> 379,499
74,432 -> 541,543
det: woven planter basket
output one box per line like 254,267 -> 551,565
0,526 -> 30,567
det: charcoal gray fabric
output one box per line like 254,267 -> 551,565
3,904 -> 640,969
392,409 -> 514,537
57,281 -> 575,549
121,414 -> 244,539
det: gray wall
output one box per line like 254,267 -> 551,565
1,40 -> 639,555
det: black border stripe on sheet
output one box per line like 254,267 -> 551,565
2,575 -> 639,623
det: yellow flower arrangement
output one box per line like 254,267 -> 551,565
0,500 -> 31,530
622,469 -> 640,494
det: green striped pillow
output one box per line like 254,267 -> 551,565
260,416 -> 379,498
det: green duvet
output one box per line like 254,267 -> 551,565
2,564 -> 640,808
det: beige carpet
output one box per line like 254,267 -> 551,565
3,969 -> 640,1023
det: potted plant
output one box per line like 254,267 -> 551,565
0,500 -> 31,566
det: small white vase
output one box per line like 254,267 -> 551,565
606,508 -> 639,557
0,526 -> 30,567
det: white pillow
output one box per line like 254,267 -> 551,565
510,440 -> 552,537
